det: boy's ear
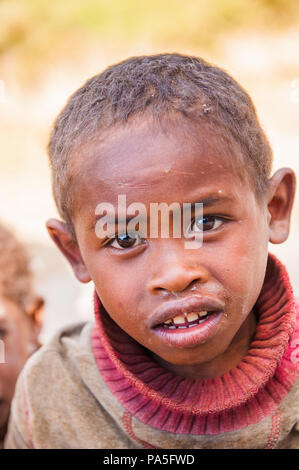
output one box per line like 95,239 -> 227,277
267,168 -> 296,244
46,219 -> 91,283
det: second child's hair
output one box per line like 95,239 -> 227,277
48,53 -> 273,234
0,221 -> 35,312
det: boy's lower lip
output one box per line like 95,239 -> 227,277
153,311 -> 223,348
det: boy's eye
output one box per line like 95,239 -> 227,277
189,216 -> 224,233
108,217 -> 225,249
110,233 -> 143,250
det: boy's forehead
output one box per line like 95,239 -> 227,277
73,117 -> 251,208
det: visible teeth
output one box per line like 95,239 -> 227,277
173,315 -> 185,325
162,310 -> 210,328
186,312 -> 199,322
199,311 -> 208,317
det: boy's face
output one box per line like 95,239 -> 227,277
0,297 -> 41,438
48,116 -> 295,377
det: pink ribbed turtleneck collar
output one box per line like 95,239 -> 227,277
91,253 -> 299,435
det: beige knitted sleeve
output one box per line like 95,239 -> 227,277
289,422 -> 299,449
4,371 -> 33,449
287,422 -> 299,449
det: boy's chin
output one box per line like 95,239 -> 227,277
148,346 -> 226,370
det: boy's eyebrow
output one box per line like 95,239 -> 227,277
94,212 -> 146,225
195,195 -> 235,207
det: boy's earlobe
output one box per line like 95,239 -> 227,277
267,168 -> 296,244
46,219 -> 92,283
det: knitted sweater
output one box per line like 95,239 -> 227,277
4,253 -> 299,449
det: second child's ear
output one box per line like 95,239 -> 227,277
267,168 -> 296,244
26,296 -> 44,346
46,219 -> 91,283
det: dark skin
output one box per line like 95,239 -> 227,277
47,116 -> 296,379
0,296 -> 43,442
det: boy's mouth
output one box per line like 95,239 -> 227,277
158,310 -> 214,329
151,296 -> 225,348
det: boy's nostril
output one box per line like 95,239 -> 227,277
149,274 -> 207,296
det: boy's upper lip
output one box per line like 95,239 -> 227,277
150,295 -> 225,328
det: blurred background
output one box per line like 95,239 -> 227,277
0,0 -> 298,342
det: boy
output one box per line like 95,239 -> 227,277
5,53 -> 299,449
0,221 -> 43,447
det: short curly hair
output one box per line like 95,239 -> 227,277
0,221 -> 35,312
48,53 -> 273,235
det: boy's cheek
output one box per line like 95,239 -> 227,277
218,245 -> 268,307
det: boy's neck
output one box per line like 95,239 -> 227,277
150,310 -> 257,379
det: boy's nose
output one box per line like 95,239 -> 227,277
147,241 -> 210,295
